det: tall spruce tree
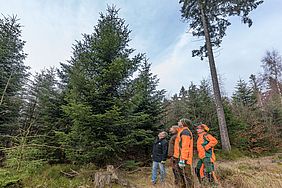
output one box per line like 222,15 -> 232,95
61,6 -> 164,165
130,58 -> 165,129
179,0 -> 264,151
123,58 -> 166,160
0,16 -> 29,146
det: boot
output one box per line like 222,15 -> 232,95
195,168 -> 202,184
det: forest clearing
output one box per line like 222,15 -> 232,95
1,0 -> 282,187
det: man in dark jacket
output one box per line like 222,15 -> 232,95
151,131 -> 168,185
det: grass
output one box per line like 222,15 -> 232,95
1,154 -> 281,187
0,168 -> 23,187
22,164 -> 98,188
0,163 -> 95,188
216,148 -> 246,161
217,156 -> 282,188
126,155 -> 282,188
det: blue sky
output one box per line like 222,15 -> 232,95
1,0 -> 282,97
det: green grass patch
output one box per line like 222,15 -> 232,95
23,164 -> 93,188
217,148 -> 245,161
0,163 -> 97,188
0,168 -> 23,187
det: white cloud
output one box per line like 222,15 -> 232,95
152,0 -> 282,97
1,0 -> 281,98
0,0 -> 102,74
152,32 -> 210,95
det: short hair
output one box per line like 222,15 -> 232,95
161,131 -> 168,138
180,118 -> 192,127
171,125 -> 179,131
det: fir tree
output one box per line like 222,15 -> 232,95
60,6 -> 164,165
0,15 -> 29,146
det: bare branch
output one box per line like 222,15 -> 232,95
0,72 -> 13,106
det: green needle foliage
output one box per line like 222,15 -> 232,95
59,6 -> 165,165
0,15 -> 29,149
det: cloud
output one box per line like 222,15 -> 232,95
0,0 -> 103,74
152,32 -> 210,96
214,0 -> 282,96
152,0 -> 282,97
1,0 -> 281,98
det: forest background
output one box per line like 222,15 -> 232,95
0,1 -> 281,187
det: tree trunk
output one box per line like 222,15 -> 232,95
274,76 -> 282,106
94,165 -> 136,188
199,2 -> 231,151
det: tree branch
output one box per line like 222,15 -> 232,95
0,72 -> 13,106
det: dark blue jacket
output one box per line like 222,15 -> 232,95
152,138 -> 168,162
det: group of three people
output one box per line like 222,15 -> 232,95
151,118 -> 218,187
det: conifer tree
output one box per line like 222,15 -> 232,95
21,68 -> 66,162
61,6 -> 164,165
0,16 -> 29,146
179,0 -> 264,151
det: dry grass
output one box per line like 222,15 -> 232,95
217,156 -> 282,188
7,155 -> 280,187
126,156 -> 282,188
125,167 -> 177,188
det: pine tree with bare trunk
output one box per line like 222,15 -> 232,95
179,0 -> 264,151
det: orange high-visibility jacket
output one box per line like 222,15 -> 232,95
173,127 -> 193,165
197,132 -> 218,162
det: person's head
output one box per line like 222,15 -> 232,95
196,124 -> 209,134
158,131 -> 168,139
169,125 -> 179,134
178,118 -> 192,128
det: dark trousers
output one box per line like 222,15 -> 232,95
171,157 -> 180,185
175,159 -> 194,188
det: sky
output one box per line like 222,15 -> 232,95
1,0 -> 282,97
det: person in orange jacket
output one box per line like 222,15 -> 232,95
167,125 -> 180,186
173,118 -> 194,188
195,124 -> 218,184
